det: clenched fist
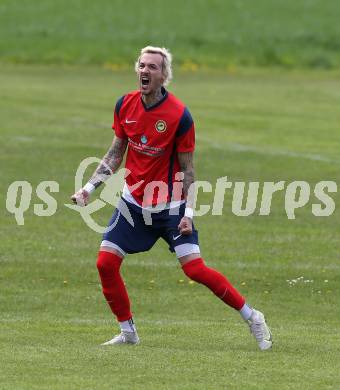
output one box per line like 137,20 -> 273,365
178,216 -> 193,235
71,189 -> 90,207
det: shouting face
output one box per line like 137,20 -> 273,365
137,52 -> 165,96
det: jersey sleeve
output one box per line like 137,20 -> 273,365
112,95 -> 126,138
176,107 -> 195,152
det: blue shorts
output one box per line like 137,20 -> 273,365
101,198 -> 200,257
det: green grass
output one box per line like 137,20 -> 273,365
1,64 -> 340,389
1,0 -> 340,68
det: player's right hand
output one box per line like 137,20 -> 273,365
71,189 -> 90,207
178,216 -> 193,235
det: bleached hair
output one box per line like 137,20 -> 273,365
135,46 -> 173,86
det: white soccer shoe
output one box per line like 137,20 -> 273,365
247,309 -> 273,351
101,331 -> 140,346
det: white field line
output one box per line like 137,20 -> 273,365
10,134 -> 339,164
10,136 -> 34,143
0,317 -> 229,326
124,259 -> 340,271
229,261 -> 340,271
197,135 -> 340,164
2,317 -> 339,331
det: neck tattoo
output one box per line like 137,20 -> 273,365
143,88 -> 164,108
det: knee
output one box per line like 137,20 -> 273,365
96,250 -> 122,275
182,258 -> 205,280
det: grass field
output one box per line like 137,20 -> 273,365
1,64 -> 340,389
1,0 -> 340,68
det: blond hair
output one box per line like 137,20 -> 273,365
135,46 -> 173,86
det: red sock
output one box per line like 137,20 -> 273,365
96,251 -> 132,322
182,258 -> 245,310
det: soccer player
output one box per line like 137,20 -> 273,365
71,46 -> 272,350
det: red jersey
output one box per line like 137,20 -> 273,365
112,88 -> 195,207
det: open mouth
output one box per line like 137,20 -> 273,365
141,76 -> 150,87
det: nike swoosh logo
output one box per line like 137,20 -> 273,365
125,119 -> 137,124
173,234 -> 182,240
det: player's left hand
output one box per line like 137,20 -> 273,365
178,216 -> 193,235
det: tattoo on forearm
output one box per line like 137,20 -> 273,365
89,137 -> 127,188
178,152 -> 195,206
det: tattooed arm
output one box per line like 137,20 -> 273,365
178,151 -> 195,207
71,136 -> 127,206
177,151 -> 195,234
88,136 -> 128,188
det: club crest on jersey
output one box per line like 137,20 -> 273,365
140,135 -> 147,144
155,120 -> 167,133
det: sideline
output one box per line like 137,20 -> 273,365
197,134 -> 340,165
